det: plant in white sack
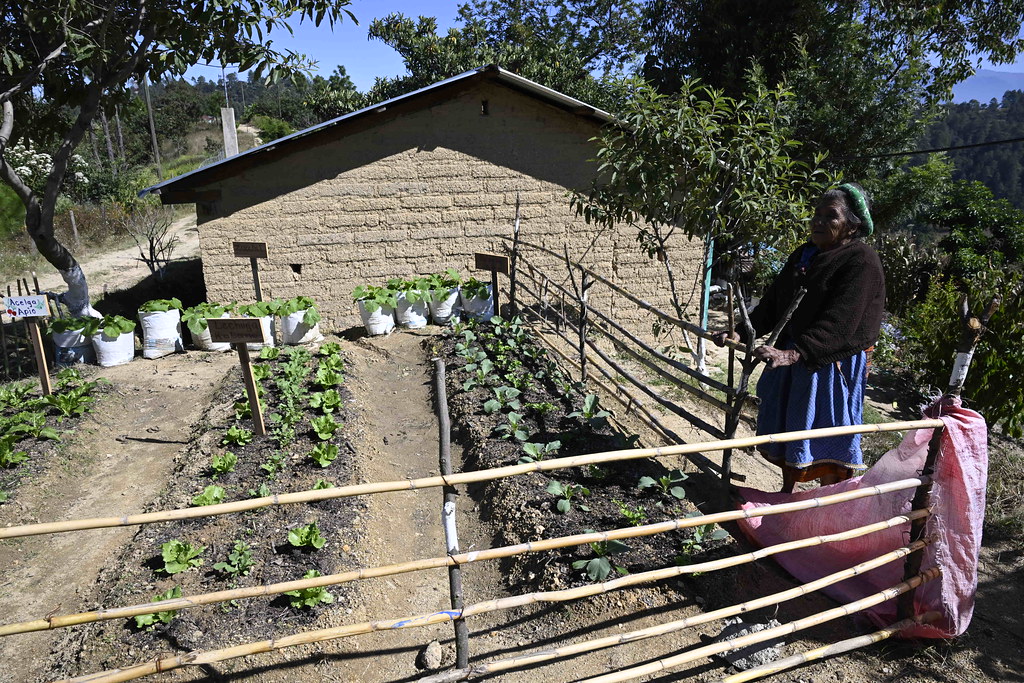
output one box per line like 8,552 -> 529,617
390,277 -> 430,329
236,301 -> 276,350
426,268 -> 462,324
352,284 -> 397,336
276,296 -> 324,345
138,298 -> 184,359
182,302 -> 235,352
84,314 -> 136,367
47,316 -> 98,365
460,276 -> 494,320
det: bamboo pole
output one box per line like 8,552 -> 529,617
422,540 -> 934,683
898,425 -> 943,621
517,276 -> 726,439
0,423 -> 942,540
58,533 -> 935,683
1,509 -> 929,638
717,611 -> 942,683
584,568 -> 942,683
506,237 -> 749,354
516,250 -> 734,397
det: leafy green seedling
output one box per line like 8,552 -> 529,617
0,491 -> 8,503
519,440 -> 561,464
249,482 -> 272,498
260,452 -> 286,478
572,532 -> 630,582
222,425 -> 254,447
133,586 -> 182,629
311,414 -> 340,441
214,540 -> 254,578
546,480 -> 591,513
288,522 -> 326,549
252,363 -> 272,381
258,346 -> 280,360
494,412 -> 528,442
313,479 -> 334,490
638,469 -> 688,500
613,499 -> 648,527
676,515 -> 730,562
210,452 -> 237,477
284,570 -> 334,608
160,540 -> 205,574
315,366 -> 342,388
308,443 -> 339,468
319,342 -> 342,356
569,393 -> 611,429
483,386 -> 522,414
309,389 -> 342,413
233,400 -> 252,420
43,381 -> 100,420
462,359 -> 494,391
192,485 -> 225,506
0,438 -> 28,468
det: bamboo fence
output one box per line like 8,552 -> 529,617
0,420 -> 943,540
60,549 -> 939,683
0,505 -> 928,637
420,539 -> 933,683
717,611 -> 943,683
583,568 -> 942,683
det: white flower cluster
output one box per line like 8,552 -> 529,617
5,142 -> 89,192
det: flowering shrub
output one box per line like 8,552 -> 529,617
5,141 -> 88,196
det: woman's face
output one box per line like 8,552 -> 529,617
810,198 -> 855,250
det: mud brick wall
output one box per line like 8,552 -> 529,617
191,80 -> 705,338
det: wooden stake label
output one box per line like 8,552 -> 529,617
4,295 -> 50,318
474,252 -> 509,274
233,241 -> 270,259
207,317 -> 267,344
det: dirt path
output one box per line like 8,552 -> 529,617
0,352 -> 234,683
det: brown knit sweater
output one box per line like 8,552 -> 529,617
747,239 -> 885,371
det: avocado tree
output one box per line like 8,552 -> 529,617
0,1 -> 355,316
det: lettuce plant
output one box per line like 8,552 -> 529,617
308,442 -> 339,468
192,485 -> 226,506
288,522 -> 326,549
133,586 -> 182,629
160,540 -> 205,574
138,298 -> 182,313
284,570 -> 334,608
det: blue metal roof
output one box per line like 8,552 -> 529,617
140,65 -> 612,198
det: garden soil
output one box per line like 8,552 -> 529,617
0,238 -> 1021,681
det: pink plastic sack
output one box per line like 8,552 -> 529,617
735,398 -> 987,638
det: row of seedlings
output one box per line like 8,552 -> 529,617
52,341 -> 365,674
441,315 -> 730,590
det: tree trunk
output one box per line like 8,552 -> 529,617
114,106 -> 126,160
100,108 -> 117,173
24,198 -> 99,318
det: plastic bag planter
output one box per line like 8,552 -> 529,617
429,287 -> 461,325
88,315 -> 136,367
236,302 -> 276,350
278,297 -> 324,345
138,299 -> 184,360
49,318 -> 96,366
182,303 -> 233,352
395,290 -> 429,329
357,300 -> 396,336
459,281 -> 494,321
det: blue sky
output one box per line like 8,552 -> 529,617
187,0 -> 465,90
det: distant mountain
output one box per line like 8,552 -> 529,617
953,69 -> 1024,103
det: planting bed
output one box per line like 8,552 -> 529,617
47,343 -> 368,678
439,316 -> 732,592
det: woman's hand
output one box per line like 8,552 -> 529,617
753,345 -> 801,368
711,331 -> 740,347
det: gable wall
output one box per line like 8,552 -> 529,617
193,81 -> 704,336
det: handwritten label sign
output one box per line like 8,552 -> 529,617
233,241 -> 270,259
4,295 -> 50,318
207,317 -> 267,344
474,252 -> 509,275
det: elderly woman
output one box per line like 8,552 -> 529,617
716,183 -> 885,492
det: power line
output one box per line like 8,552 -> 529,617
845,135 -> 1024,160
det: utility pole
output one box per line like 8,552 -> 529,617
142,75 -> 163,180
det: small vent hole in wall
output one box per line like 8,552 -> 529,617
290,264 -> 302,275
481,99 -> 489,116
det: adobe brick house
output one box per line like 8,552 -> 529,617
143,66 -> 704,333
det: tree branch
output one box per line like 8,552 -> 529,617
0,100 -> 34,205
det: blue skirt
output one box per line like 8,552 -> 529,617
756,350 -> 868,470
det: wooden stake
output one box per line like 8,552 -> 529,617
236,343 -> 265,436
897,425 -> 943,620
718,611 -> 942,683
0,427 -> 940,540
250,257 -> 263,302
25,319 -> 52,396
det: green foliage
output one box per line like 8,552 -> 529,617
546,480 -> 591,513
520,440 -> 560,463
676,515 -> 729,561
460,277 -> 490,301
275,296 -> 321,326
351,284 -> 397,313
252,114 -> 295,141
258,346 -> 281,360
288,522 -> 326,549
138,298 -> 182,313
494,411 -> 528,442
613,499 -> 647,526
425,268 -> 462,299
319,342 -> 342,356
483,386 -> 522,414
222,425 -> 254,447
314,366 -> 342,389
82,314 -> 136,338
568,393 -> 611,429
182,302 -> 233,336
214,540 -> 255,578
233,400 -> 252,421
313,478 -> 334,490
42,381 -> 99,420
252,363 -> 272,381
192,484 -> 225,506
308,442 -> 339,468
638,469 -> 688,500
160,540 -> 205,574
283,570 -> 334,608
210,452 -> 237,477
572,530 -> 630,581
260,452 -> 286,478
387,277 -> 431,304
310,414 -> 340,441
133,586 -> 182,629
309,389 -> 342,413
0,437 -> 29,467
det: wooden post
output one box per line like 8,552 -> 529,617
474,252 -> 509,319
4,295 -> 52,395
896,426 -> 943,621
508,193 -> 521,316
207,317 -> 269,436
69,210 -> 79,246
722,282 -> 738,473
233,241 -> 270,303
